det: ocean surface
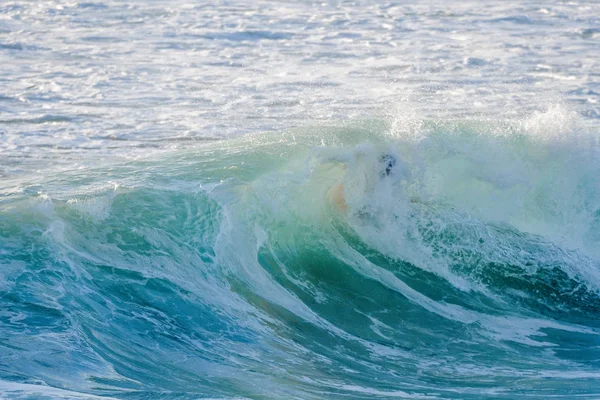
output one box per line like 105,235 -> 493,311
2,0 -> 600,398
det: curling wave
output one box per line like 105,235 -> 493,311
2,107 -> 600,399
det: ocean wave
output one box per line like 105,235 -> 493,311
2,108 -> 600,398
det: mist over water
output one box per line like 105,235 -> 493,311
1,1 -> 600,399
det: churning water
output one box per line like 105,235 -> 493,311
1,1 -> 600,398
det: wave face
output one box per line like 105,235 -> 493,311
2,111 -> 600,399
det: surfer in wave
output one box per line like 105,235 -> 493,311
329,153 -> 397,212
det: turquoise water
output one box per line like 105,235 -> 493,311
2,1 -> 600,399
3,121 -> 600,398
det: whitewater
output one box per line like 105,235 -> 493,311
1,1 -> 600,399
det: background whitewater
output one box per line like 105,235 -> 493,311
1,0 -> 600,399
2,0 -> 599,177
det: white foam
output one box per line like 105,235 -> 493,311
0,380 -> 120,399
